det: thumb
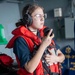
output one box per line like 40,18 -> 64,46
48,48 -> 52,55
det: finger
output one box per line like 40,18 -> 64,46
47,29 -> 53,37
46,59 -> 55,63
50,33 -> 54,39
48,62 -> 53,65
45,57 -> 51,60
45,54 -> 50,58
46,59 -> 51,63
45,54 -> 51,59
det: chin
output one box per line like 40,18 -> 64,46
38,26 -> 43,29
40,25 -> 43,28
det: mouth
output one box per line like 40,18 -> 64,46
41,23 -> 44,25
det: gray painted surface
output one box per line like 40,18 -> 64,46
0,2 -> 20,59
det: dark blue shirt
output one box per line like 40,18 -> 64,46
13,36 -> 60,68
13,37 -> 31,67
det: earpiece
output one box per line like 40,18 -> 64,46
23,4 -> 32,26
23,13 -> 32,26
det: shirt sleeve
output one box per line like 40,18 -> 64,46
13,37 -> 31,67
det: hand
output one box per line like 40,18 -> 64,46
41,29 -> 54,47
44,54 -> 59,65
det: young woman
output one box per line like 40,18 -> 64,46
6,4 -> 65,75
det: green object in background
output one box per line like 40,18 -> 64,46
0,24 -> 8,45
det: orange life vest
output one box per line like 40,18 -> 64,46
6,26 -> 59,75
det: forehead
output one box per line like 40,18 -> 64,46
32,7 -> 44,15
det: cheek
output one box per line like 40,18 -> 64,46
32,19 -> 40,24
32,19 -> 44,29
32,20 -> 41,28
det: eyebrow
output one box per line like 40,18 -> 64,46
33,13 -> 44,16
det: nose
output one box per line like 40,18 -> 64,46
40,16 -> 44,21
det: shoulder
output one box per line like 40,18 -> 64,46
13,37 -> 30,53
14,36 -> 28,47
15,36 -> 25,42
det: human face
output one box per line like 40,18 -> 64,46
31,7 -> 45,29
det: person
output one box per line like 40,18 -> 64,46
6,4 -> 65,75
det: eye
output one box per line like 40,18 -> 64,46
35,14 -> 41,18
31,13 -> 47,19
35,13 -> 47,19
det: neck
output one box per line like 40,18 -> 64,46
28,27 -> 37,35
